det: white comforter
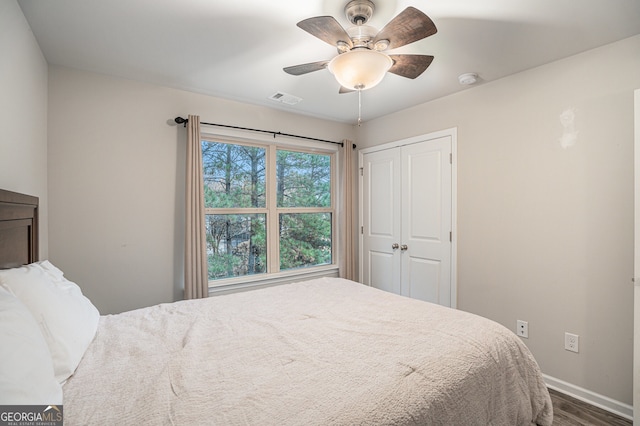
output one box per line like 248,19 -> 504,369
63,278 -> 553,425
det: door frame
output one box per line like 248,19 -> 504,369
633,88 -> 639,424
358,128 -> 458,308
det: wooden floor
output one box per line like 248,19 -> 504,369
549,389 -> 632,426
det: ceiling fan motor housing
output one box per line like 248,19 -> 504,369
345,0 -> 375,25
347,25 -> 378,48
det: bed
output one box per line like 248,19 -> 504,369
0,189 -> 553,425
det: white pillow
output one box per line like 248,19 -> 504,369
0,286 -> 63,404
0,262 -> 100,383
37,260 -> 66,280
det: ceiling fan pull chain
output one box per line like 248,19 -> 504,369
358,89 -> 362,126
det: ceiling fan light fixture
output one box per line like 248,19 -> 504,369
336,41 -> 351,53
373,39 -> 390,51
328,49 -> 393,90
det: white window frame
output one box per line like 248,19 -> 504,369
201,128 -> 340,294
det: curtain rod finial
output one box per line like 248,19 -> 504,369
175,116 -> 188,127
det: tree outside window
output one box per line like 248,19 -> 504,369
202,140 -> 333,282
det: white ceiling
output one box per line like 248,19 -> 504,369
18,0 -> 640,124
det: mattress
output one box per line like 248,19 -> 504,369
62,277 -> 553,425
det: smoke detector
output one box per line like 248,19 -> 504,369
458,73 -> 478,85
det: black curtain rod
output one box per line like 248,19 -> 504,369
174,117 -> 355,149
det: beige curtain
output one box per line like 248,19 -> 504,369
184,115 -> 209,299
338,140 -> 355,280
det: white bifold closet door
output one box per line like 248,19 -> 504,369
361,136 -> 453,307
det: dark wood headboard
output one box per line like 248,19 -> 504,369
0,189 -> 39,269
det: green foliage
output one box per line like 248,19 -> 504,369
202,141 -> 266,208
205,214 -> 266,280
207,253 -> 239,280
277,150 -> 331,208
279,213 -> 331,270
202,141 -> 332,280
276,150 -> 332,270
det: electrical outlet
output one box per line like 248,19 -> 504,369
516,320 -> 528,338
565,332 -> 579,353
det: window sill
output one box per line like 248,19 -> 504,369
207,265 -> 340,296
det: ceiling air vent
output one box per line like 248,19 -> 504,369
269,92 -> 302,106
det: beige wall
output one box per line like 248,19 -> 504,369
0,0 -> 49,257
357,35 -> 640,407
47,66 -> 356,315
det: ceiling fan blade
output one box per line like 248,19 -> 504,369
388,55 -> 434,79
339,86 -> 355,94
374,7 -> 437,50
297,16 -> 353,49
283,60 -> 330,76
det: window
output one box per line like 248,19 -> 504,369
202,139 -> 334,283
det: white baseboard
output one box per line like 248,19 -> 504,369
543,374 -> 633,421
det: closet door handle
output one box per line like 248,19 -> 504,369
400,244 -> 408,251
392,243 -> 399,249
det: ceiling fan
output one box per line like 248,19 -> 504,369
283,0 -> 437,93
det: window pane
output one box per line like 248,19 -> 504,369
279,213 -> 332,270
205,214 -> 266,280
277,150 -> 331,208
202,141 -> 266,208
